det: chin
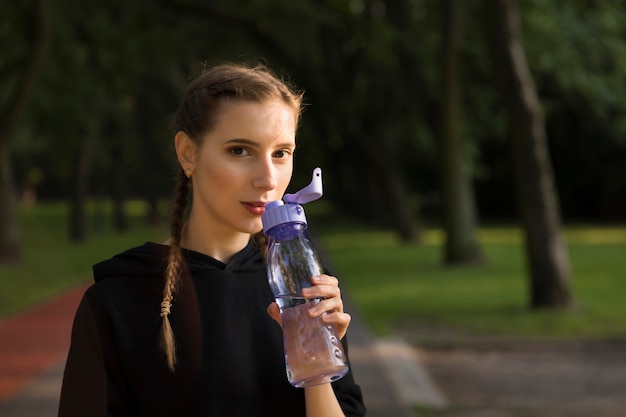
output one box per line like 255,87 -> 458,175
240,222 -> 263,235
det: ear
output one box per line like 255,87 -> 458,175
175,131 -> 197,173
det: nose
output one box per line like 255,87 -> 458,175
252,157 -> 278,191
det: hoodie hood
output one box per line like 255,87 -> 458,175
93,241 -> 264,282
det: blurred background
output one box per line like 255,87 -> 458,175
1,1 -> 625,416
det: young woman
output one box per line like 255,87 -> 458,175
58,63 -> 366,417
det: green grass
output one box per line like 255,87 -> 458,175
2,202 -> 626,341
0,201 -> 167,318
318,224 -> 626,340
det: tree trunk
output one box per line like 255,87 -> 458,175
373,129 -> 421,243
69,121 -> 98,243
0,0 -> 50,263
145,196 -> 161,226
347,90 -> 421,243
373,86 -> 421,243
440,0 -> 484,265
111,145 -> 128,232
484,0 -> 574,309
0,146 -> 21,262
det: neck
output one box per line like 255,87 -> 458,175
181,222 -> 250,264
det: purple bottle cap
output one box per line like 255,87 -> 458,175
283,168 -> 323,204
262,168 -> 323,235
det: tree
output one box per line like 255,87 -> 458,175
0,0 -> 51,262
483,0 -> 574,309
439,0 -> 483,265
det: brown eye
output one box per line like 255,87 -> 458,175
230,147 -> 249,156
273,149 -> 292,159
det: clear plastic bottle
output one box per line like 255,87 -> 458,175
262,168 -> 349,388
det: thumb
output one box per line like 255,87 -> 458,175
266,302 -> 282,327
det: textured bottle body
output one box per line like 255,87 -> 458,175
266,225 -> 349,387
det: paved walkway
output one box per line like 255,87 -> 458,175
0,284 -> 88,417
0,283 -> 430,416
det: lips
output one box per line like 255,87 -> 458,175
242,201 -> 267,215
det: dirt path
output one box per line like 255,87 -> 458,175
397,326 -> 626,417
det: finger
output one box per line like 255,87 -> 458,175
321,311 -> 351,326
311,274 -> 339,287
307,297 -> 344,317
302,284 -> 341,300
266,302 -> 282,326
302,274 -> 341,300
321,312 -> 351,339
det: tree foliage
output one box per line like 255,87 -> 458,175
7,0 -> 622,215
3,0 -> 625,278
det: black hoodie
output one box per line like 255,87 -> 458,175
58,242 -> 365,417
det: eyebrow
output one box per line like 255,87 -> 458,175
223,138 -> 296,149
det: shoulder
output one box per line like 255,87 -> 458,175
92,242 -> 169,282
82,242 -> 167,307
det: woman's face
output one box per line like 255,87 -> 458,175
180,99 -> 297,240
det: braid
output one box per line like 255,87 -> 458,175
161,169 -> 190,371
251,231 -> 269,259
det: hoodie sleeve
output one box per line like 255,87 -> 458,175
58,288 -> 128,417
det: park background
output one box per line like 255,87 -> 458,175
1,1 -> 625,416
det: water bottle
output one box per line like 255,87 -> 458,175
262,167 -> 349,388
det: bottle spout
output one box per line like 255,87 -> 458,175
283,167 -> 323,205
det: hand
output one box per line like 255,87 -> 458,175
303,274 -> 351,339
266,274 -> 351,340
